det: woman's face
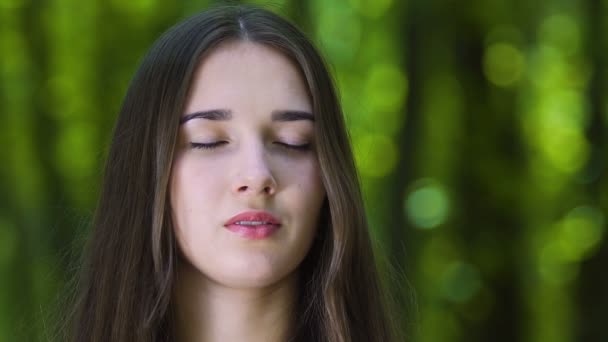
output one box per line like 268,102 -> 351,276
170,41 -> 326,288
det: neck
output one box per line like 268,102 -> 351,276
173,261 -> 298,342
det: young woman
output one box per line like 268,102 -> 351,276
67,4 -> 399,341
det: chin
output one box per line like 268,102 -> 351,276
217,258 -> 297,289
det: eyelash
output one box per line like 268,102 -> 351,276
189,141 -> 311,151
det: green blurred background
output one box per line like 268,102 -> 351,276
1,0 -> 607,341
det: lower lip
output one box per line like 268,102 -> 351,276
224,224 -> 280,239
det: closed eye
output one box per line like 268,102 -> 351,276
189,141 -> 228,150
275,142 -> 311,151
189,141 -> 311,151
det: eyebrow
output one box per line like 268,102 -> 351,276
180,110 -> 231,123
180,109 -> 314,124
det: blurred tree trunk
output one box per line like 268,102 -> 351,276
377,0 -> 425,338
451,17 -> 525,342
578,0 -> 608,341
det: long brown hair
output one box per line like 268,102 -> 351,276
67,4 -> 400,341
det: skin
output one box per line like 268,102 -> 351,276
170,40 -> 326,342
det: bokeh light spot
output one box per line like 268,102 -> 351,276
540,127 -> 589,174
527,45 -> 565,90
483,42 -> 525,87
404,178 -> 450,229
364,63 -> 408,113
353,134 -> 398,178
538,206 -> 604,285
359,63 -> 408,134
440,261 -> 483,303
557,206 -> 605,262
538,90 -> 588,129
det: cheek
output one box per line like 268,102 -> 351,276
279,157 -> 326,226
293,157 -> 325,198
172,159 -> 212,213
170,157 -> 224,250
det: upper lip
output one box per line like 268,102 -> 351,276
224,210 -> 282,226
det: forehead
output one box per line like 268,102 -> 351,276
185,40 -> 312,113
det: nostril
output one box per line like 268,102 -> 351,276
235,183 -> 275,194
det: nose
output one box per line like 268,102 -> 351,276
232,145 -> 277,197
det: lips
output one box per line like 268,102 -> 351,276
224,211 -> 282,226
224,210 -> 282,239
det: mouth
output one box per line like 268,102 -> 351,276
224,210 -> 282,239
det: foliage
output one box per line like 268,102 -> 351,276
0,0 -> 606,341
